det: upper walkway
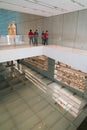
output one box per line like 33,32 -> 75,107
0,44 -> 87,73
0,35 -> 87,72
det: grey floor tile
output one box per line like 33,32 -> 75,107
27,95 -> 43,106
43,110 -> 63,128
0,111 -> 10,124
32,122 -> 49,130
21,90 -> 37,100
65,111 -> 76,122
13,83 -> 25,91
17,86 -> 33,95
37,105 -> 55,120
2,92 -> 20,104
8,103 -> 29,116
50,117 -> 70,130
17,115 -> 40,130
36,89 -> 49,98
32,99 -> 48,113
46,88 -> 57,97
5,98 -> 25,110
13,108 -> 34,125
0,104 -> 6,114
0,119 -> 15,130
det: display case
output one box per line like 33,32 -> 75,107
54,61 -> 87,93
24,55 -> 48,71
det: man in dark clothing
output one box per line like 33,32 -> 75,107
33,30 -> 39,46
41,31 -> 45,45
28,29 -> 34,45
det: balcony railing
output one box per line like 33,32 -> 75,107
0,35 -> 43,48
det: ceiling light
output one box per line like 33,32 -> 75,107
71,0 -> 85,7
33,0 -> 38,3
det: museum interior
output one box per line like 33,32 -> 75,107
0,0 -> 87,130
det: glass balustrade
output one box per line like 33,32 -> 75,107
0,35 -> 42,48
0,35 -> 29,46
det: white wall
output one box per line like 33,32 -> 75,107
16,9 -> 87,50
0,46 -> 87,73
0,46 -> 43,63
42,10 -> 87,50
43,46 -> 87,73
16,13 -> 44,44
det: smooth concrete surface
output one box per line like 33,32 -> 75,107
0,45 -> 43,63
0,45 -> 87,73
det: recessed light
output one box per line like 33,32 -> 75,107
33,0 -> 38,3
70,0 -> 85,7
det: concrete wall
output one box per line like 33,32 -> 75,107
42,9 -> 87,50
11,9 -> 87,50
16,13 -> 44,43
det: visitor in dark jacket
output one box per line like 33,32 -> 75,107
33,30 -> 39,46
41,31 -> 45,45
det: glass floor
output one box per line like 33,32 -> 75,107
0,66 -> 87,130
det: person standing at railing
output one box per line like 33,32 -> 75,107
41,31 -> 45,45
28,29 -> 34,45
33,30 -> 39,46
44,30 -> 48,45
